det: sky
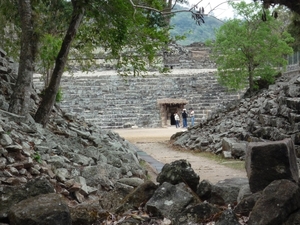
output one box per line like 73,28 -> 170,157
187,0 -> 253,19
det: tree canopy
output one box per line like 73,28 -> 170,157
3,0 -> 298,126
1,0 -> 207,126
207,1 -> 294,94
257,0 -> 300,15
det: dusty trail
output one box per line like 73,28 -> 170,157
114,127 -> 247,184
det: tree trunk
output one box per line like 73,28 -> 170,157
34,1 -> 84,126
8,0 -> 38,117
165,0 -> 172,25
248,64 -> 254,95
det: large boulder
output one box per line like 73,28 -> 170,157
198,178 -> 248,206
145,182 -> 198,220
115,180 -> 158,214
245,138 -> 299,193
8,193 -> 71,225
248,179 -> 300,225
222,138 -> 247,159
0,177 -> 55,220
174,202 -> 220,225
70,204 -> 109,225
233,191 -> 262,216
211,178 -> 248,206
156,159 -> 200,192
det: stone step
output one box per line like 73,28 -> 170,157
33,70 -> 242,129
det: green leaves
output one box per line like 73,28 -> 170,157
207,1 -> 294,94
72,0 -> 171,75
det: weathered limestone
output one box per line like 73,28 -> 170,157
174,203 -> 220,225
33,69 -> 242,129
247,179 -> 300,225
245,138 -> 299,193
156,159 -> 200,192
170,67 -> 300,159
145,182 -> 199,220
9,193 -> 71,225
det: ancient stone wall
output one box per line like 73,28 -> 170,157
32,43 -> 239,129
163,42 -> 215,69
33,69 -> 242,129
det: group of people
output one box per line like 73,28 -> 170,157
174,108 -> 195,128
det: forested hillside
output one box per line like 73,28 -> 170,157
170,6 -> 224,45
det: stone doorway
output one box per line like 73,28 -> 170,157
157,98 -> 188,127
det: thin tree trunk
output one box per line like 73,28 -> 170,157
248,64 -> 254,95
8,0 -> 38,117
165,0 -> 172,25
34,1 -> 84,126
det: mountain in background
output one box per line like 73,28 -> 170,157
170,6 -> 224,45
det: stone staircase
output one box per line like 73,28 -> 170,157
33,69 -> 242,129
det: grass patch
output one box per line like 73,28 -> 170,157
166,142 -> 246,171
195,151 -> 245,171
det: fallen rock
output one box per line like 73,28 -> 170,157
8,193 -> 71,225
0,177 -> 54,220
245,138 -> 299,193
115,180 -> 158,214
145,182 -> 198,220
156,159 -> 200,192
209,178 -> 249,206
247,179 -> 300,225
174,202 -> 220,225
70,204 -> 109,225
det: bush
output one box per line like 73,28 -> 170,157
56,87 -> 63,102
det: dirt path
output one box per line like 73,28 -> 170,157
114,127 -> 247,184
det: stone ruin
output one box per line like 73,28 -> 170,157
1,45 -> 300,224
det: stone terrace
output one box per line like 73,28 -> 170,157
33,69 -> 242,129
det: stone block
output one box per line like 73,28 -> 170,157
245,138 -> 299,193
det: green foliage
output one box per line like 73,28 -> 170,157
0,1 -> 71,61
56,87 -> 63,103
0,1 -> 21,59
33,152 -> 42,163
1,0 -> 172,77
40,86 -> 63,102
72,0 -> 171,76
38,34 -> 63,86
207,1 -> 294,93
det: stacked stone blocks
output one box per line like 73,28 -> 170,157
34,70 -> 241,129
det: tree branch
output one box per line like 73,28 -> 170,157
128,0 -> 203,15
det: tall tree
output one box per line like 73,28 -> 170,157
207,1 -> 293,94
34,0 -> 84,125
4,0 -> 206,125
1,0 -> 71,118
8,0 -> 38,116
33,0 -> 206,126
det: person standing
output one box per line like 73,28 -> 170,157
190,108 -> 195,126
182,109 -> 188,128
174,112 -> 180,128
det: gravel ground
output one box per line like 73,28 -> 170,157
113,127 -> 247,184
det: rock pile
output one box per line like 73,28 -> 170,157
2,45 -> 300,224
171,70 -> 300,158
0,48 -> 148,224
